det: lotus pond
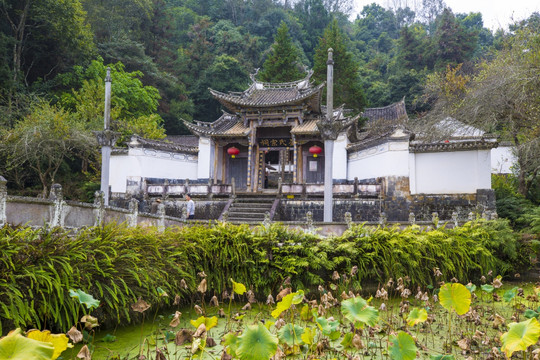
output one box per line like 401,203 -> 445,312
12,276 -> 540,360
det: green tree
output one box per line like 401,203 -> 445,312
0,0 -> 96,87
258,21 -> 305,83
313,19 -> 367,112
423,28 -> 540,198
431,8 -> 477,70
57,58 -> 165,141
0,101 -> 96,197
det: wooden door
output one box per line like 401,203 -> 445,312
228,157 -> 248,190
305,155 -> 324,184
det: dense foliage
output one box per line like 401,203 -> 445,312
0,219 -> 530,333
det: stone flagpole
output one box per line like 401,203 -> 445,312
95,67 -> 119,206
317,48 -> 356,222
323,48 -> 334,222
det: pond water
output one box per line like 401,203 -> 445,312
65,282 -> 539,360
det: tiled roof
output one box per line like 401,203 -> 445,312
210,71 -> 324,109
183,112 -> 247,137
210,83 -> 325,108
362,98 -> 408,123
409,138 -> 498,153
347,126 -> 412,152
128,135 -> 198,154
291,119 -> 319,135
166,135 -> 199,147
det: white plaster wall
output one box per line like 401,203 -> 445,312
491,146 -> 517,174
333,132 -> 348,180
347,141 -> 409,180
411,149 -> 491,194
197,137 -> 212,179
110,149 -> 198,193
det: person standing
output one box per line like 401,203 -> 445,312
185,193 -> 195,219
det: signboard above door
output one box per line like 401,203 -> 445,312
258,138 -> 294,147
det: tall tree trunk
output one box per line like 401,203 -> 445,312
1,0 -> 31,85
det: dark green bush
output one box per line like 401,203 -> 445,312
0,219 -> 526,333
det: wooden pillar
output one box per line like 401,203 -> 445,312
292,135 -> 297,183
247,140 -> 253,192
254,144 -> 261,192
213,142 -> 219,184
298,145 -> 303,183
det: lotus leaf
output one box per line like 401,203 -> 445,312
277,323 -> 304,346
315,317 -> 339,335
271,292 -> 296,318
407,308 -> 428,327
223,332 -> 240,357
389,331 -> 417,360
26,330 -> 72,360
237,323 -> 278,360
69,289 -> 100,311
481,284 -> 494,293
190,316 -> 218,331
0,329 -> 54,360
503,287 -> 519,302
301,327 -> 316,345
438,283 -> 471,315
341,333 -> 353,348
524,309 -> 540,319
341,296 -> 379,328
231,279 -> 246,295
501,317 -> 540,357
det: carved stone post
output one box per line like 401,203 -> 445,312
0,176 -> 7,227
263,211 -> 271,228
128,198 -> 139,227
452,211 -> 459,228
305,211 -> 314,234
408,212 -> 415,225
49,184 -> 65,227
93,191 -> 105,226
222,211 -> 229,223
344,212 -> 352,229
431,212 -> 439,228
157,203 -> 165,233
379,212 -> 387,226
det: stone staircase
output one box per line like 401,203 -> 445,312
224,194 -> 277,223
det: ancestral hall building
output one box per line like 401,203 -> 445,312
109,70 -> 511,222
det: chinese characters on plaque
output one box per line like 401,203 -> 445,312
258,138 -> 294,148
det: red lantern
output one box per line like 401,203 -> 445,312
309,145 -> 322,158
227,146 -> 240,158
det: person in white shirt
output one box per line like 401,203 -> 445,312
185,193 -> 195,219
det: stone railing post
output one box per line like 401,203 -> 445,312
162,179 -> 169,200
344,212 -> 352,229
408,212 -> 415,225
305,211 -> 314,234
157,203 -> 165,233
263,211 -> 271,228
0,176 -> 7,227
182,206 -> 188,221
128,198 -> 139,227
379,212 -> 387,226
93,191 -> 105,226
221,211 -> 229,223
49,184 -> 65,227
452,211 -> 459,228
431,212 -> 439,228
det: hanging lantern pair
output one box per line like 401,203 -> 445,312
309,145 -> 322,158
227,146 -> 240,158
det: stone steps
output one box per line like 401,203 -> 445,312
224,194 -> 276,222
